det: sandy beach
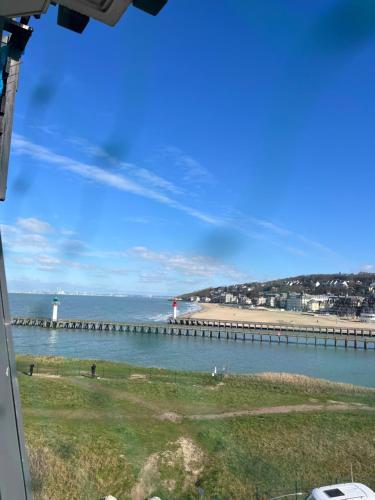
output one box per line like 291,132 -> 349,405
185,303 -> 375,330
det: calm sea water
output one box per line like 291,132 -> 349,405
9,293 -> 196,323
9,294 -> 375,387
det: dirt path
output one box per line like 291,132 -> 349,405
186,402 -> 375,420
23,376 -> 375,423
23,403 -> 375,421
67,377 -> 375,420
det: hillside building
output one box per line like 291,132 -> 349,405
266,296 -> 276,308
255,296 -> 267,306
221,293 -> 236,304
360,296 -> 375,322
305,295 -> 330,312
360,313 -> 375,323
286,293 -> 309,311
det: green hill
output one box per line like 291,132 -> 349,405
178,272 -> 375,302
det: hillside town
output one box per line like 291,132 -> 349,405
179,273 -> 375,322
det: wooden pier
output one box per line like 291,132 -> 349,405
170,317 -> 375,337
11,317 -> 375,350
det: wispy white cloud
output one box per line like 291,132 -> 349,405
69,136 -> 183,195
6,234 -> 54,255
159,146 -> 214,185
32,124 -> 59,136
10,134 -> 339,266
65,260 -> 95,271
36,255 -> 62,271
10,250 -> 129,277
1,224 -> 19,236
1,220 -> 54,252
360,264 -> 375,272
225,210 -> 337,258
130,246 -> 248,281
11,254 -> 61,272
248,217 -> 291,237
296,235 -> 337,256
18,233 -> 49,247
246,216 -> 337,256
17,217 -> 53,234
12,134 -> 219,226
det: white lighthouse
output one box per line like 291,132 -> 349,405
172,298 -> 177,320
51,296 -> 60,323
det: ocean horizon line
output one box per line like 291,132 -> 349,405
8,291 -> 176,299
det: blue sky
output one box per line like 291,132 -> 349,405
2,0 -> 375,294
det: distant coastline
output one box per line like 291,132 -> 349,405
9,291 -> 171,299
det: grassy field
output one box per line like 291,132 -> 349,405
17,355 -> 375,500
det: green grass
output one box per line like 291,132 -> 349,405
17,355 -> 375,499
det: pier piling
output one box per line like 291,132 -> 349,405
11,316 -> 375,351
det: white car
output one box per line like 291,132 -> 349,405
307,483 -> 375,500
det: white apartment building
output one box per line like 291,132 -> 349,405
266,296 -> 276,308
306,295 -> 330,312
360,312 -> 375,323
190,296 -> 201,302
287,293 -> 330,312
222,293 -> 236,303
256,296 -> 267,306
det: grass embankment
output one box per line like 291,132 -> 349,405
17,355 -> 375,500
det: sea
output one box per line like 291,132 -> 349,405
9,293 -> 375,387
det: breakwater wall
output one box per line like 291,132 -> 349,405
11,317 -> 375,350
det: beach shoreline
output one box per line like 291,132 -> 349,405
181,302 -> 375,330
